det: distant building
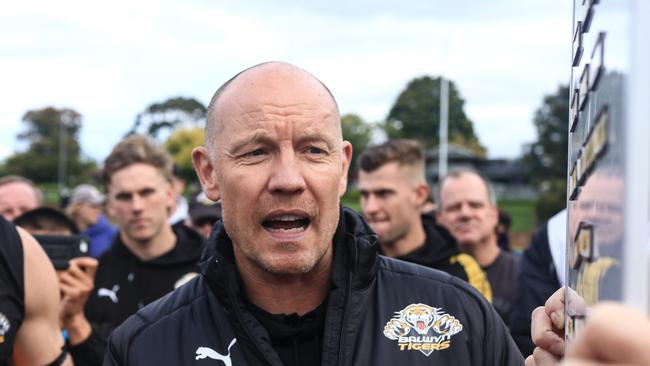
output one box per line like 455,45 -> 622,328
426,144 -> 536,201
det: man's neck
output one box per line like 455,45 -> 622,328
236,249 -> 333,316
461,237 -> 500,267
78,221 -> 90,232
380,218 -> 426,258
121,225 -> 176,261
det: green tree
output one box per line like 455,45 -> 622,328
128,97 -> 207,139
383,76 -> 486,157
521,85 -> 569,222
4,107 -> 96,185
341,113 -> 374,173
164,127 -> 204,182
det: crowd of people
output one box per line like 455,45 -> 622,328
0,61 -> 647,365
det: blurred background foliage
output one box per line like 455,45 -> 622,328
2,78 -> 570,248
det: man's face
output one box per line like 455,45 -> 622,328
193,65 -> 352,275
570,174 -> 624,247
0,182 -> 39,221
75,203 -> 102,227
437,173 -> 498,247
106,163 -> 174,245
359,162 -> 424,245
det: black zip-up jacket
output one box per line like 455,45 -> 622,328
395,214 -> 493,301
509,222 -> 559,356
104,208 -> 524,365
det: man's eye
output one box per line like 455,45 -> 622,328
306,146 -> 325,155
446,205 -> 461,213
376,190 -> 392,198
243,149 -> 266,157
116,194 -> 131,201
140,188 -> 155,197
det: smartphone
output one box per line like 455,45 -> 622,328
33,234 -> 90,270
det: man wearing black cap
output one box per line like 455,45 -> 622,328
188,192 -> 222,238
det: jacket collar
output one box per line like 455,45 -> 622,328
201,207 -> 377,365
394,214 -> 460,268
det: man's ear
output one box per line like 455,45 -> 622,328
192,146 -> 221,201
338,141 -> 353,197
165,180 -> 176,211
413,183 -> 429,207
488,205 -> 499,229
106,198 -> 116,221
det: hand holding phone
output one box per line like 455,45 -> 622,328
33,234 -> 90,270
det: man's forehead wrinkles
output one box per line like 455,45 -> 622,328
236,102 -> 335,119
226,123 -> 335,146
218,105 -> 339,139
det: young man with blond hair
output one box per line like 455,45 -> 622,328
57,135 -> 204,364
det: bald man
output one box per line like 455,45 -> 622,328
437,169 -> 520,325
0,175 -> 42,221
104,62 -> 523,366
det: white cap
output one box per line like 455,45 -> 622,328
70,184 -> 105,205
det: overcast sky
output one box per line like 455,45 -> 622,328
0,0 -> 572,163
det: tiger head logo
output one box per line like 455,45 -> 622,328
383,303 -> 463,356
402,303 -> 437,335
0,312 -> 10,344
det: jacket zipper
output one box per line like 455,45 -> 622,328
336,271 -> 352,366
336,236 -> 356,366
226,276 -> 278,366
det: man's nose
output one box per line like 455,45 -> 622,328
362,194 -> 379,216
268,152 -> 306,194
131,195 -> 144,212
458,203 -> 473,218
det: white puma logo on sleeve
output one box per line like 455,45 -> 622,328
97,284 -> 120,303
195,338 -> 237,366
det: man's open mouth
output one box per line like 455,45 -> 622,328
262,214 -> 310,233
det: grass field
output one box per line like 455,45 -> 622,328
499,199 -> 537,251
341,189 -> 361,213
499,199 -> 536,234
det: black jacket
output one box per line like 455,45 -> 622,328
509,224 -> 559,356
104,208 -> 523,365
71,223 -> 205,365
395,214 -> 493,301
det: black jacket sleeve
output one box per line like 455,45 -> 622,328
461,280 -> 524,365
445,275 -> 524,365
509,226 -> 561,357
102,314 -> 148,366
68,325 -> 107,366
